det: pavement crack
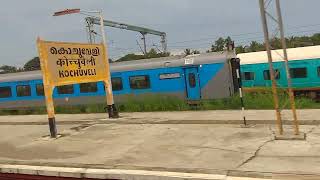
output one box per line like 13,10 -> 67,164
185,145 -> 252,154
268,125 -> 275,136
306,125 -> 319,135
235,138 -> 274,169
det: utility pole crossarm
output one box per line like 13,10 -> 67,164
85,17 -> 167,53
86,17 -> 166,37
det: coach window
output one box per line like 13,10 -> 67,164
80,82 -> 97,93
290,67 -> 307,78
16,85 -> 31,97
36,84 -> 44,96
57,85 -> 74,94
243,72 -> 255,80
129,75 -> 150,89
263,69 -> 280,80
0,86 -> 12,98
318,67 -> 320,77
111,77 -> 123,91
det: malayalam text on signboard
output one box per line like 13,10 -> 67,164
38,40 -> 109,87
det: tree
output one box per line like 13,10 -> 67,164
210,36 -> 233,52
0,65 -> 18,74
248,41 -> 265,52
184,49 -> 191,55
116,53 -> 145,62
311,33 -> 320,45
211,37 -> 226,52
24,57 -> 40,71
116,48 -> 169,62
184,49 -> 200,55
270,37 -> 282,49
146,48 -> 158,58
235,45 -> 246,54
146,48 -> 170,58
208,32 -> 320,55
192,50 -> 200,54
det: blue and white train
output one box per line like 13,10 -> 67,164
0,51 -> 240,109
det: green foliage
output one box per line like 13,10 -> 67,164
116,53 -> 145,62
184,49 -> 200,55
235,45 -> 246,54
0,65 -> 20,74
248,41 -> 265,52
192,50 -> 200,54
211,33 -> 320,54
117,95 -> 190,112
210,36 -> 232,52
0,93 -> 319,116
24,57 -> 40,71
116,48 -> 170,62
184,49 -> 191,55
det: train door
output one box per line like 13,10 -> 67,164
184,67 -> 200,100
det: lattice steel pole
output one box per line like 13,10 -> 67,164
259,0 -> 283,135
275,0 -> 299,135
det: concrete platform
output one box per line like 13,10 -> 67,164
0,110 -> 320,179
1,109 -> 320,125
274,132 -> 306,140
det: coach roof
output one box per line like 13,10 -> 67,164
238,45 -> 320,65
0,51 -> 235,83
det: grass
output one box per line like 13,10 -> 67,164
0,92 -> 319,115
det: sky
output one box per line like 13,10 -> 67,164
0,0 -> 319,67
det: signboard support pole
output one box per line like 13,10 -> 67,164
99,11 -> 119,118
105,80 -> 119,118
48,117 -> 57,138
45,87 -> 57,138
37,38 -> 58,138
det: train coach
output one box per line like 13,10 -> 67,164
0,51 -> 240,109
238,45 -> 320,99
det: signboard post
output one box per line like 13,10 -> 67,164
37,38 -> 119,138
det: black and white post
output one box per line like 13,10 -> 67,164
236,68 -> 247,126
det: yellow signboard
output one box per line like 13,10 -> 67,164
37,39 -> 109,86
37,38 -> 117,138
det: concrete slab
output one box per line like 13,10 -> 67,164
1,109 -> 320,125
0,110 -> 320,179
274,132 -> 306,140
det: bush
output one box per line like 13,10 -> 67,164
0,92 -> 318,115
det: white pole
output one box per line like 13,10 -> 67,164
100,10 -> 113,103
99,11 -> 118,118
236,68 -> 246,126
99,11 -> 107,52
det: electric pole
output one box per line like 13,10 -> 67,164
259,0 -> 283,135
275,0 -> 299,135
258,0 -> 300,136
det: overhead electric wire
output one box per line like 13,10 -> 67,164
167,22 -> 320,46
108,22 -> 320,58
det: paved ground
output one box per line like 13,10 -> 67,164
1,109 -> 320,125
1,110 -> 320,179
